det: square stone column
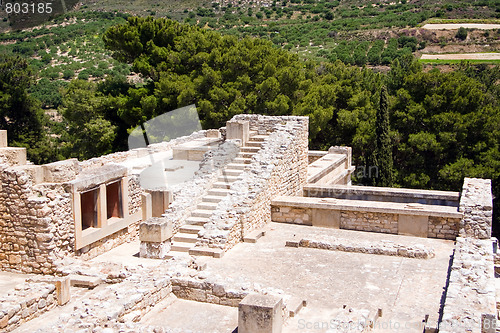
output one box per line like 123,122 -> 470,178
226,120 -> 249,146
238,294 -> 283,333
139,217 -> 173,259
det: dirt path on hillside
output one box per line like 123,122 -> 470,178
422,23 -> 500,30
421,53 -> 500,60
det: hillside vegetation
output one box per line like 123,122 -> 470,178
0,2 -> 498,232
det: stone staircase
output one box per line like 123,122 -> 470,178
166,133 -> 269,258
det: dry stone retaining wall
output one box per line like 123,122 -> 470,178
0,281 -> 58,332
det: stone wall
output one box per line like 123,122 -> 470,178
199,116 -> 309,251
340,211 -> 399,234
458,178 -> 493,239
271,197 -> 461,240
79,130 -> 209,171
428,216 -> 460,239
171,277 -> 248,307
439,237 -> 496,333
287,238 -> 435,259
0,281 -> 58,332
0,167 -> 74,274
438,177 -> 495,333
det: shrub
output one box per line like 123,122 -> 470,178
456,27 -> 468,40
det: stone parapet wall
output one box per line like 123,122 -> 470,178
439,237 -> 496,333
199,116 -> 309,251
79,130 -> 208,171
304,184 -> 460,207
0,281 -> 58,332
271,197 -> 462,240
458,178 -> 493,239
76,221 -> 140,260
232,114 -> 306,135
0,166 -> 74,274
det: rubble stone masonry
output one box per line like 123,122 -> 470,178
200,115 -> 309,251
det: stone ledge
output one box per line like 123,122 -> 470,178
304,184 -> 460,202
272,196 -> 462,218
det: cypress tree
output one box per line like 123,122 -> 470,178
374,85 -> 393,187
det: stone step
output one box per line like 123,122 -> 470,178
189,247 -> 225,258
185,216 -> 209,226
202,195 -> 225,203
226,163 -> 247,170
233,157 -> 252,164
249,134 -> 268,142
285,297 -> 307,317
170,243 -> 193,252
222,169 -> 242,177
207,188 -> 231,196
164,251 -> 191,260
217,175 -> 240,183
245,141 -> 263,147
240,146 -> 260,153
173,233 -> 199,243
213,182 -> 232,189
237,152 -> 256,159
197,202 -> 218,210
69,275 -> 103,289
180,224 -> 204,234
191,209 -> 213,218
243,229 -> 266,243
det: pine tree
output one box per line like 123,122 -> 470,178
374,85 -> 393,187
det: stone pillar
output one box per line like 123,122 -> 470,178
238,294 -> 283,333
139,217 -> 173,259
146,189 -> 172,217
142,192 -> 152,221
226,120 -> 249,146
0,130 -> 7,148
55,277 -> 71,305
458,178 -> 493,239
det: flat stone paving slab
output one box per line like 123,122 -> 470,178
201,223 -> 454,333
140,296 -> 238,332
0,271 -> 33,298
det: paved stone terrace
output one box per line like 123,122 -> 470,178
83,222 -> 454,332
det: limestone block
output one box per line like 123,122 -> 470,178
55,277 -> 70,305
139,240 -> 171,259
43,158 -> 80,183
0,147 -> 27,166
139,217 -> 173,242
142,193 -> 152,221
0,130 -> 7,148
226,120 -> 249,146
312,208 -> 339,228
238,294 -> 283,333
13,165 -> 43,184
398,214 -> 428,238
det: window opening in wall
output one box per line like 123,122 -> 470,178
106,180 -> 123,219
81,188 -> 98,230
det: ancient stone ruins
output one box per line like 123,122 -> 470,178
0,114 -> 497,332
